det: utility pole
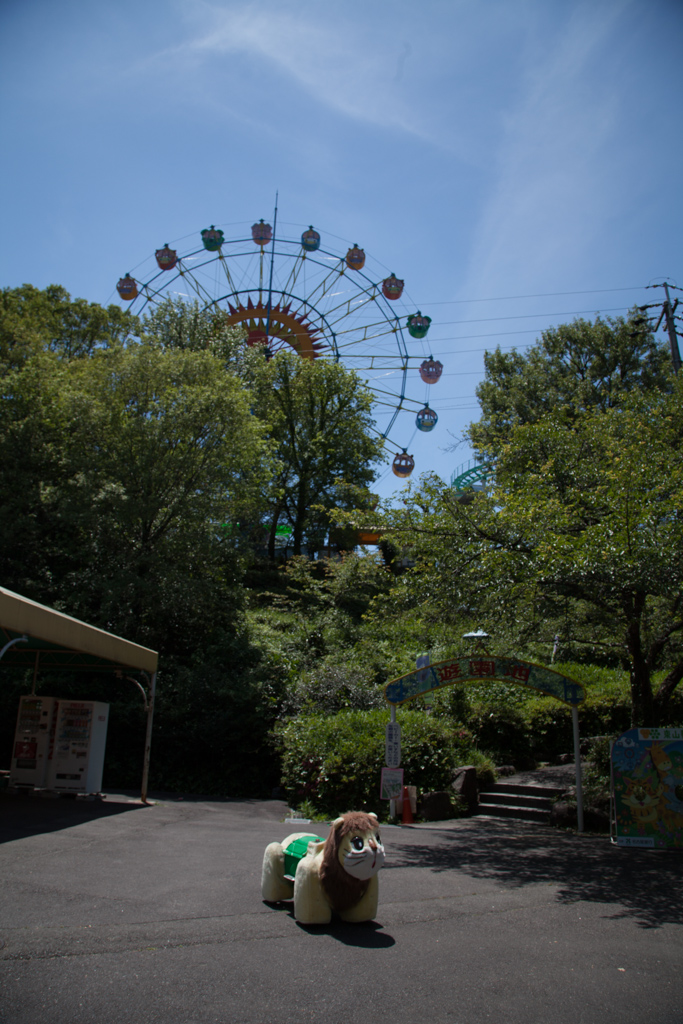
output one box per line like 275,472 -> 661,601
640,282 -> 682,374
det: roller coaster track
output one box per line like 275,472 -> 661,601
449,459 -> 490,493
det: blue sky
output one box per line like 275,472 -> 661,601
1,0 -> 681,499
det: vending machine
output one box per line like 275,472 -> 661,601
9,695 -> 59,789
45,700 -> 110,794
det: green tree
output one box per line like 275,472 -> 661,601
56,342 -> 271,651
379,377 -> 683,726
139,296 -> 260,374
249,351 -> 384,557
0,283 -> 139,368
0,286 -> 271,654
470,311 -> 672,452
0,286 -> 284,795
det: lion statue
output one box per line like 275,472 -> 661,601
261,811 -> 385,925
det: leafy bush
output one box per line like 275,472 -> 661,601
428,663 -> 683,767
280,663 -> 387,717
277,707 -> 494,819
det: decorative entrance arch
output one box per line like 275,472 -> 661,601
383,656 -> 586,831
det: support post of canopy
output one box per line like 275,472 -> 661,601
572,706 -> 584,833
141,671 -> 157,805
31,652 -> 40,695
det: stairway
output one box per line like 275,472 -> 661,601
476,781 -> 564,824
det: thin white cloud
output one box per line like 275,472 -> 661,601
459,1 -> 635,299
143,2 -> 432,141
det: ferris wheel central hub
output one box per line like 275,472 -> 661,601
224,298 -> 324,360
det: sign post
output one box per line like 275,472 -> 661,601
385,721 -> 401,768
386,706 -> 401,817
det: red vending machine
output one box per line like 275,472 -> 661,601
9,695 -> 59,789
45,700 -> 110,794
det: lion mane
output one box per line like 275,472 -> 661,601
318,811 -> 376,912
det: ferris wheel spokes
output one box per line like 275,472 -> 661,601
115,220 -> 442,478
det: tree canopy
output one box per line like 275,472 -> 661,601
248,350 -> 384,557
0,283 -> 139,368
470,310 -> 672,453
0,285 -> 386,652
376,315 -> 682,725
0,286 -> 270,654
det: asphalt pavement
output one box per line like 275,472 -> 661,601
1,790 -> 681,1024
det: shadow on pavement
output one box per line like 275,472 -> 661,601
389,820 -> 683,930
297,919 -> 396,947
265,901 -> 396,946
0,793 -> 146,844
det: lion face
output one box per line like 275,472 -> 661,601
338,825 -> 385,880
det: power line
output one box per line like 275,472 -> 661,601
412,287 -> 647,306
432,306 -> 628,327
429,340 -> 527,353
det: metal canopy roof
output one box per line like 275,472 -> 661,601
0,587 -> 158,675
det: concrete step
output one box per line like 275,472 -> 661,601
486,782 -> 562,799
477,802 -> 553,823
475,780 -> 566,824
481,791 -> 554,811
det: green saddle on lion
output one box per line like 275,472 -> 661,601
283,835 -> 325,881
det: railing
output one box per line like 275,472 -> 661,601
450,459 -> 490,492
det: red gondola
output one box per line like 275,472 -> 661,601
155,245 -> 178,271
419,357 -> 443,384
382,274 -> 404,301
252,220 -> 273,247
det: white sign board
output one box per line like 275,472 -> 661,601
380,767 -> 404,800
385,722 -> 401,768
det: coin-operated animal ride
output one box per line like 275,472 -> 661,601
261,811 -> 385,925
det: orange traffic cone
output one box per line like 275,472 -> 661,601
401,786 -> 414,824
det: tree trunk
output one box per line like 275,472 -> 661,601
292,478 -> 309,557
653,659 -> 683,721
267,504 -> 284,562
625,592 -> 656,726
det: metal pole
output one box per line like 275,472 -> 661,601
31,652 -> 40,695
264,191 -> 279,348
572,706 -> 584,833
389,703 -> 397,820
140,671 -> 157,804
662,282 -> 681,374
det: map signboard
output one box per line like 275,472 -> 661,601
612,727 -> 683,849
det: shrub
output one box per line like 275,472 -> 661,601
427,664 -> 683,767
279,663 -> 387,717
276,708 -> 494,819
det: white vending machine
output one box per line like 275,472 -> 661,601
9,695 -> 59,789
45,700 -> 110,794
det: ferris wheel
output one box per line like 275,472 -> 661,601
115,217 -> 444,479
